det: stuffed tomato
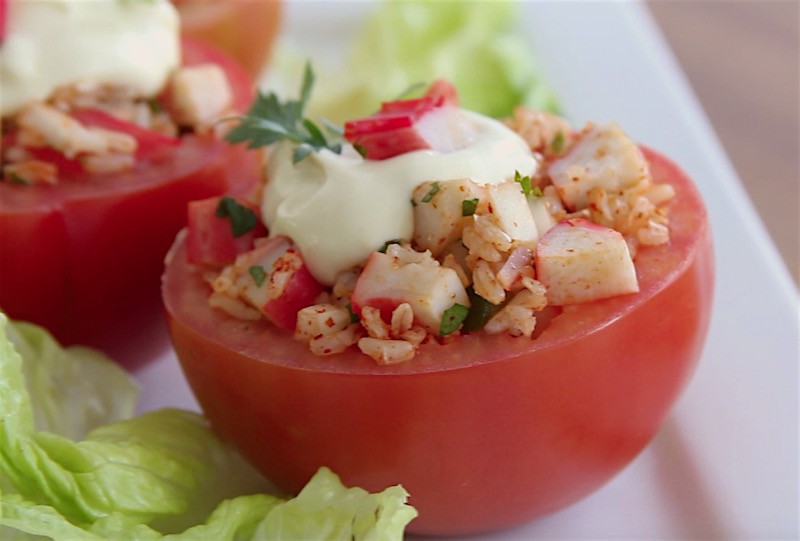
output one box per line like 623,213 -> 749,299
163,77 -> 714,534
0,0 -> 261,362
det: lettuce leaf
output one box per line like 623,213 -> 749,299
4,319 -> 140,440
0,314 -> 417,540
281,0 -> 559,124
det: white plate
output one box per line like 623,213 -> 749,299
136,2 -> 800,539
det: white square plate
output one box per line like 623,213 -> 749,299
137,2 -> 800,539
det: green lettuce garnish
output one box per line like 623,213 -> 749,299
273,0 -> 559,124
0,314 -> 417,540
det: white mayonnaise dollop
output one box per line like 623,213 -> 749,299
1,0 -> 180,116
262,110 -> 539,285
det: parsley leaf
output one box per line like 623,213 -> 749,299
421,182 -> 440,203
224,63 -> 342,163
440,303 -> 469,336
462,288 -> 503,332
461,198 -> 479,216
551,131 -> 565,154
514,170 -> 532,197
248,265 -> 267,287
215,196 -> 258,238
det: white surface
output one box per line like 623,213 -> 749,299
137,2 -> 800,539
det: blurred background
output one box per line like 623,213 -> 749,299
648,1 -> 799,286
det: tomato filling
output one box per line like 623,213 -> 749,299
1,39 -> 247,185
188,78 -> 679,366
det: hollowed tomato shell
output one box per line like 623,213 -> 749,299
162,147 -> 714,535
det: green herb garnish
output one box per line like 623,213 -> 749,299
440,303 -> 469,336
215,196 -> 258,238
461,198 -> 479,216
147,98 -> 163,114
248,265 -> 267,287
514,170 -> 532,197
224,63 -> 342,164
421,181 -> 440,203
531,186 -> 543,198
462,288 -> 504,332
551,131 -> 565,154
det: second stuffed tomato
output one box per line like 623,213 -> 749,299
163,77 -> 714,534
0,0 -> 266,362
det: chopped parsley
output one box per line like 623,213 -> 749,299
551,131 -> 565,154
421,181 -> 440,203
147,98 -> 163,114
531,186 -> 544,198
514,170 -> 532,197
215,196 -> 258,238
462,288 -> 504,332
461,198 -> 479,216
224,63 -> 342,163
440,303 -> 469,336
248,265 -> 267,287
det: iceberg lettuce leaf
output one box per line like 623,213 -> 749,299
5,318 -> 140,440
285,0 -> 560,124
0,314 -> 417,540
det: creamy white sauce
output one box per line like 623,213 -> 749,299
262,110 -> 539,285
1,0 -> 180,116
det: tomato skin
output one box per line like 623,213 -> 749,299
0,39 -> 259,366
163,148 -> 714,534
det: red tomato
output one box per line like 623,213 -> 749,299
162,148 -> 714,535
173,0 -> 282,77
0,38 -> 260,366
